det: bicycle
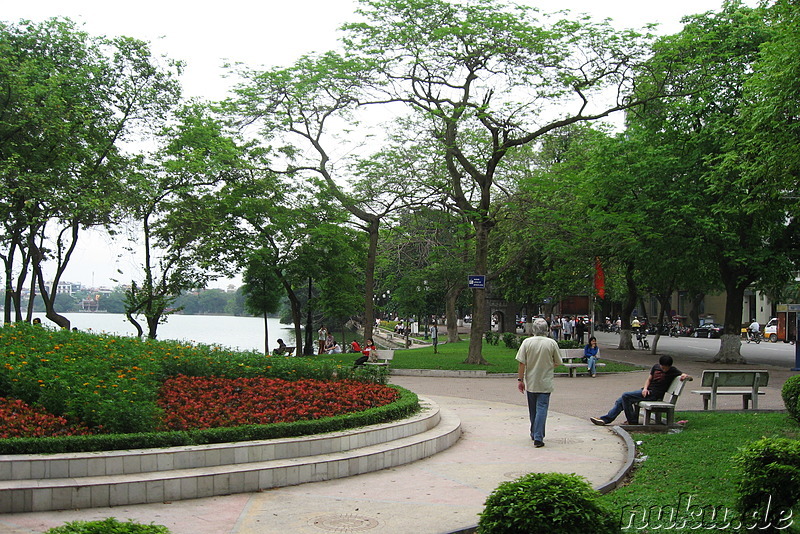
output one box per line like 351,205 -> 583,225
745,330 -> 762,344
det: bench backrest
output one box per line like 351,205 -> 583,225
700,370 -> 769,388
560,348 -> 585,361
663,376 -> 691,405
372,349 -> 394,362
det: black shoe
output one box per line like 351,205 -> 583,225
590,417 -> 607,426
534,440 -> 545,448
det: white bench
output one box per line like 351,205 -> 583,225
559,348 -> 606,377
364,349 -> 394,367
638,376 -> 693,426
691,370 -> 769,410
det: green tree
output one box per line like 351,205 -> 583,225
227,56 -> 436,344
0,18 -> 182,328
630,2 -> 797,362
343,0 -> 688,363
241,249 -> 284,354
122,103 -> 244,339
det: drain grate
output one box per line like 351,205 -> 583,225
308,513 -> 381,532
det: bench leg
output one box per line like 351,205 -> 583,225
665,409 -> 675,426
569,367 -> 575,378
701,395 -> 709,410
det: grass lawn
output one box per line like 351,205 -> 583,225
601,411 -> 799,532
314,340 -> 640,374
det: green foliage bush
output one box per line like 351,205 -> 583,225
502,333 -> 520,350
485,331 -> 500,345
781,375 -> 800,423
478,472 -> 618,534
734,437 -> 800,532
46,517 -> 170,533
557,339 -> 582,349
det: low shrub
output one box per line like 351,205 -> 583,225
485,331 -> 500,345
781,375 -> 800,423
46,517 -> 170,533
557,339 -> 582,349
734,437 -> 800,533
502,333 -> 520,350
478,472 -> 617,534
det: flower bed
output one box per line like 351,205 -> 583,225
0,376 -> 399,438
0,322 -> 415,454
158,375 -> 398,430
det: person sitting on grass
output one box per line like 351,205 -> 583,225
349,339 -> 361,353
590,355 -> 690,426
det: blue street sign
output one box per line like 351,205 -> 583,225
468,275 -> 485,289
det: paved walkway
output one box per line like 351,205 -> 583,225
1,333 -> 793,534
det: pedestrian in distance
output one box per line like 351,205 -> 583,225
516,317 -> 563,448
317,325 -> 328,355
430,322 -> 438,354
575,317 -> 586,345
590,355 -> 691,426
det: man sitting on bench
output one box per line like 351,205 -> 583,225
590,355 -> 691,426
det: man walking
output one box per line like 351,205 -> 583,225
516,318 -> 563,447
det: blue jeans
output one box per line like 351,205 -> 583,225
525,391 -> 551,442
601,389 -> 646,424
587,356 -> 597,375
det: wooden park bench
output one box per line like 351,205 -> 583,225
364,349 -> 394,367
691,370 -> 769,410
559,348 -> 606,377
638,375 -> 693,426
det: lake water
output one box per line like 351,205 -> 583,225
59,313 -> 296,353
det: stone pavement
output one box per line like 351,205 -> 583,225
0,333 -> 793,534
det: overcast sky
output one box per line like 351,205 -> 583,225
4,0 -> 737,288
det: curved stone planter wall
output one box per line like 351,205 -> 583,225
0,396 -> 460,513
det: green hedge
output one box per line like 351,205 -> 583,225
46,518 -> 170,534
0,386 -> 419,454
735,437 -> 800,532
479,472 -> 618,533
782,375 -> 800,423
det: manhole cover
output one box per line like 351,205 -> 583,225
308,513 -> 381,532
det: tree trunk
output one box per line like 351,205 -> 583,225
464,222 -> 489,365
146,314 -> 160,340
263,311 -> 270,355
304,278 -> 315,355
617,261 -> 636,350
712,275 -> 749,364
363,219 -> 378,341
650,294 -> 672,355
126,312 -> 144,338
279,272 -> 304,355
445,285 -> 463,343
689,292 -> 704,327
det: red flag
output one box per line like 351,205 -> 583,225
594,257 -> 605,299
